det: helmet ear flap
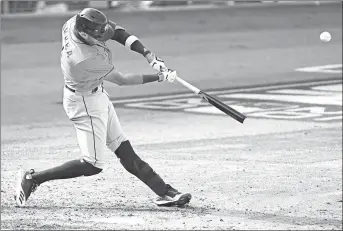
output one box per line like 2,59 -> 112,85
98,24 -> 115,42
75,14 -> 85,32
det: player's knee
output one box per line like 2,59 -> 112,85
107,133 -> 128,152
81,159 -> 103,176
115,140 -> 134,158
82,154 -> 106,169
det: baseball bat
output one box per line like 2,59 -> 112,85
175,76 -> 247,124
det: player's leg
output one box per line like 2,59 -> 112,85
15,159 -> 102,206
15,89 -> 108,207
105,97 -> 167,195
114,140 -> 192,206
105,97 -> 192,206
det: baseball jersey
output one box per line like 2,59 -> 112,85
61,16 -> 114,92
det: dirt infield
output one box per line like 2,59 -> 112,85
1,119 -> 342,229
1,3 -> 342,230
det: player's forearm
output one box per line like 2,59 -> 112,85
105,71 -> 142,86
105,70 -> 159,86
114,74 -> 160,85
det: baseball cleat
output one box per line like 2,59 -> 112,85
14,169 -> 38,207
154,184 -> 192,207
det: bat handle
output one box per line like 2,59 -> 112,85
176,77 -> 200,94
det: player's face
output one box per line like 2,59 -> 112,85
93,23 -> 108,39
85,23 -> 108,41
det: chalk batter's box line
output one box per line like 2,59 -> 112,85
123,99 -> 342,112
111,79 -> 342,105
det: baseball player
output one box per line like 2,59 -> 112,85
15,8 -> 191,207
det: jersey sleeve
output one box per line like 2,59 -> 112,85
77,55 -> 115,80
114,24 -> 125,31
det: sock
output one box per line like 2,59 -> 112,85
32,159 -> 102,185
115,140 -> 168,197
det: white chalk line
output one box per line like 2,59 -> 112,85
112,79 -> 342,104
295,64 -> 342,74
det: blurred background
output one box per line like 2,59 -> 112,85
0,0 -> 328,15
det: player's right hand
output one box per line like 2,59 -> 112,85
158,69 -> 177,83
144,51 -> 167,72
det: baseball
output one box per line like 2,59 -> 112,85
320,31 -> 331,42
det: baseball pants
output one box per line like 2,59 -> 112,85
63,85 -> 127,169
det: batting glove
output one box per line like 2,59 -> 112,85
158,69 -> 177,83
144,51 -> 167,72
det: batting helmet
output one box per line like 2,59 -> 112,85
75,8 -> 111,40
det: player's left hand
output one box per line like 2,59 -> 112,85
144,51 -> 167,72
158,69 -> 177,83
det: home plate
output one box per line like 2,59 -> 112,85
91,216 -> 145,225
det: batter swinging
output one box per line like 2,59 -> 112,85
15,8 -> 191,207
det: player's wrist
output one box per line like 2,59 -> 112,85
143,49 -> 152,57
142,74 -> 159,84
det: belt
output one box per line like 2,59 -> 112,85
65,85 -> 99,94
